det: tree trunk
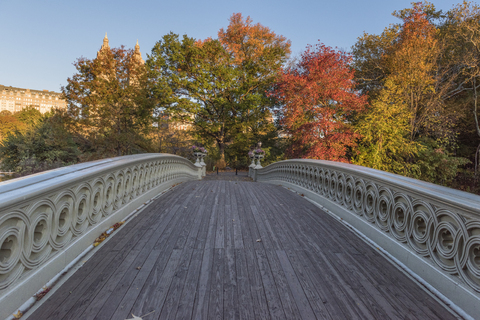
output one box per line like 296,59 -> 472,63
217,141 -> 226,169
474,77 -> 480,176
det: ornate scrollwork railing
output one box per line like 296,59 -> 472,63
255,160 -> 480,300
0,154 -> 200,298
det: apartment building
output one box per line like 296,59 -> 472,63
0,85 -> 66,114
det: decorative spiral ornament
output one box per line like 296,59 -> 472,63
388,193 -> 412,243
407,200 -> 435,257
429,209 -> 467,275
89,180 -> 105,223
375,187 -> 393,231
103,176 -> 115,216
363,182 -> 378,223
343,175 -> 355,210
456,220 -> 480,292
353,179 -> 366,216
0,213 -> 27,289
335,173 -> 346,206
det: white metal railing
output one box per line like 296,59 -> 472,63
255,159 -> 480,318
0,154 -> 201,319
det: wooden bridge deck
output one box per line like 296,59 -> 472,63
28,178 -> 457,320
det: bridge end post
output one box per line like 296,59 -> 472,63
199,153 -> 207,177
194,163 -> 203,180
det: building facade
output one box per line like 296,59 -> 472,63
0,85 -> 66,114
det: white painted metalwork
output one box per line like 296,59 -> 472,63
0,154 -> 200,319
255,159 -> 480,318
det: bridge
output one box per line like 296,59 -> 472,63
0,154 -> 479,319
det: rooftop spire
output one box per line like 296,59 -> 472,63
103,32 -> 109,47
97,32 -> 111,58
133,39 -> 144,65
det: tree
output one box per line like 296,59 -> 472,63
63,45 -> 155,157
13,106 -> 43,129
351,25 -> 400,98
0,109 -> 79,174
353,2 -> 470,181
0,111 -> 25,141
0,107 -> 43,143
272,42 -> 367,162
147,13 -> 290,167
353,79 -> 421,175
388,3 -> 442,141
441,1 -> 480,174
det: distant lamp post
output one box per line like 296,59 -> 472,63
254,142 -> 265,169
192,145 -> 207,177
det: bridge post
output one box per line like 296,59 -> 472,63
194,162 -> 203,180
200,153 -> 207,177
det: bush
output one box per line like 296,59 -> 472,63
414,138 -> 470,186
0,110 -> 80,175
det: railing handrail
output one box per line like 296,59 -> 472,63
0,153 -> 203,319
258,159 -> 480,217
0,154 -> 197,209
254,158 -> 480,318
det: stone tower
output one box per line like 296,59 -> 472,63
96,32 -> 110,59
133,39 -> 145,65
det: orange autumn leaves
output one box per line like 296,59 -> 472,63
272,44 -> 367,162
272,3 -> 441,165
218,13 -> 291,67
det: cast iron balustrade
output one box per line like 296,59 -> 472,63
1,155 -> 480,319
254,159 -> 480,318
0,154 -> 202,319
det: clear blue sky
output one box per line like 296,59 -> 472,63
0,0 -> 461,93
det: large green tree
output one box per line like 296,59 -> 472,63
63,46 -> 155,157
147,13 -> 290,167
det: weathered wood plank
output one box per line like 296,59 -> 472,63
158,247 -> 194,320
191,248 -> 213,320
110,184 -> 209,320
229,183 -> 244,249
208,248 -> 224,320
28,180 -> 459,320
243,245 -> 270,320
87,200 -> 194,320
235,248 -> 255,320
276,250 -> 315,320
134,211 -> 201,316
64,203 -> 185,320
260,186 -> 362,319
224,247 -> 239,320
29,186 -> 183,320
175,249 -> 203,320
255,248 -> 286,320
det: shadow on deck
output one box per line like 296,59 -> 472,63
27,177 -> 458,319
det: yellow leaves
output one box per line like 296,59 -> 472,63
93,221 -> 125,246
13,310 -> 22,319
218,13 -> 291,66
35,287 -> 51,301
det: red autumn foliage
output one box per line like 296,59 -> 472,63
273,43 -> 367,162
